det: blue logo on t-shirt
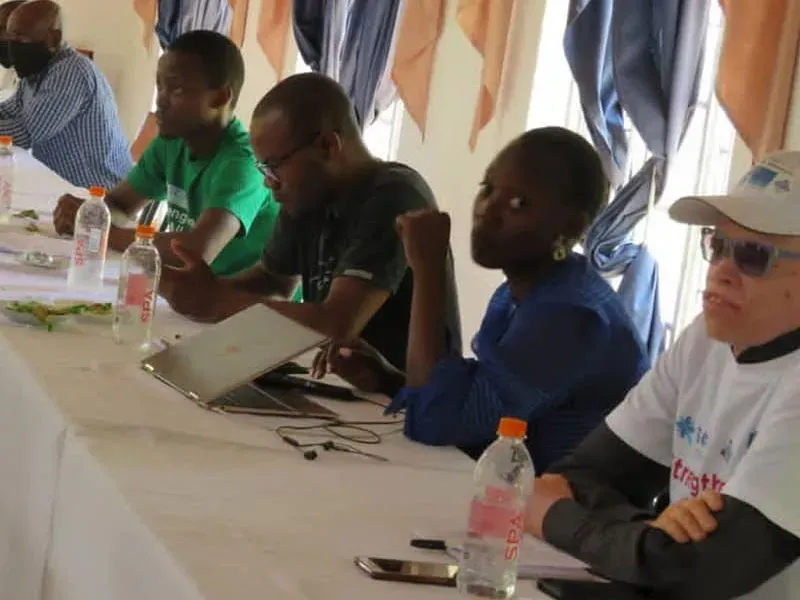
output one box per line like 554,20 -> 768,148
676,416 -> 696,444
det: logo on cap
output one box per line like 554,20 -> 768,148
747,166 -> 779,188
774,179 -> 791,193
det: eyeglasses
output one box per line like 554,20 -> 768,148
700,227 -> 800,277
256,131 -> 320,185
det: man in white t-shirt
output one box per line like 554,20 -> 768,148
524,151 -> 800,599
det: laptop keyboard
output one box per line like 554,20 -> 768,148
219,384 -> 338,417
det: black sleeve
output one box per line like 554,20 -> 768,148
333,180 -> 422,292
261,210 -> 300,276
547,423 -> 670,516
542,426 -> 800,598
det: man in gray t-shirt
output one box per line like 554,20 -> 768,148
158,73 -> 461,370
263,162 -> 461,369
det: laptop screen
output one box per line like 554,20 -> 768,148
141,304 -> 328,403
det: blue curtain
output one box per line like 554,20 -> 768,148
293,0 -> 329,71
155,0 -> 232,48
564,0 -> 709,363
292,0 -> 402,128
155,0 -> 182,48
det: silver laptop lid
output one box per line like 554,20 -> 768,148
141,304 -> 327,403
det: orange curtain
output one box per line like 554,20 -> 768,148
257,0 -> 292,80
457,0 -> 515,150
133,0 -> 157,50
228,0 -> 250,47
391,0 -> 447,140
716,0 -> 800,160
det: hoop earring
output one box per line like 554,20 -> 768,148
552,236 -> 568,261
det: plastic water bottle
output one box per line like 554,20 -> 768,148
67,186 -> 110,290
113,225 -> 161,349
0,135 -> 14,221
457,417 -> 535,599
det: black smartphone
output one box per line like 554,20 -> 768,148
269,362 -> 309,376
537,578 -> 653,599
255,372 -> 359,401
354,556 -> 458,587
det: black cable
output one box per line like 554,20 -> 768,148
275,418 -> 401,462
279,434 -> 389,462
275,418 -> 402,445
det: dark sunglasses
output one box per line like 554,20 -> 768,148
700,227 -> 800,277
256,131 -> 320,185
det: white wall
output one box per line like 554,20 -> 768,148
63,0 -> 158,139
230,0 -> 284,126
728,56 -> 800,185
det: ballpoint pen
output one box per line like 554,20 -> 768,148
410,538 -> 448,552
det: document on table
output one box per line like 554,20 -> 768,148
417,530 -> 607,582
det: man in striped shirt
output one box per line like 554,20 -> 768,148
0,0 -> 131,189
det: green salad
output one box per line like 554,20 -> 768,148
3,300 -> 113,330
11,209 -> 39,220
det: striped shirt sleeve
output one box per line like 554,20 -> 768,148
0,94 -> 19,120
0,60 -> 90,147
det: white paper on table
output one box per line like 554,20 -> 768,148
416,530 -> 606,582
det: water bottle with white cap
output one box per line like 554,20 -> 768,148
457,417 -> 535,599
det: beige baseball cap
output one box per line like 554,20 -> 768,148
669,151 -> 800,235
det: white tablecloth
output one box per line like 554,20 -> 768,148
0,151 -> 548,600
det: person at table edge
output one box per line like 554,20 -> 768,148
321,128 -> 649,471
0,1 -> 24,96
524,152 -> 800,599
0,0 -> 130,189
53,30 -> 284,280
158,73 -> 462,371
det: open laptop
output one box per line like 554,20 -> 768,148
141,304 -> 340,419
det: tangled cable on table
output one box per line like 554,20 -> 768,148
275,419 -> 403,462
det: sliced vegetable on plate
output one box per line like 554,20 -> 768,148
0,300 -> 114,330
70,301 -> 114,323
11,209 -> 39,220
0,300 -> 76,330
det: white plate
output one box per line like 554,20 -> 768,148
15,250 -> 69,270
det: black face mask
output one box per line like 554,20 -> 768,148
9,41 -> 53,78
0,41 -> 11,69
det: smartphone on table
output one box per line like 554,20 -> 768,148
537,577 -> 654,599
354,556 -> 458,587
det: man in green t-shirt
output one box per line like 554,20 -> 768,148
53,30 -> 278,277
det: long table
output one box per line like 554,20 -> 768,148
0,150 -> 548,600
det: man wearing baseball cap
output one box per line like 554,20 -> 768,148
523,151 -> 800,599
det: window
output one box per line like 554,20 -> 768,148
294,54 -> 403,161
527,0 -> 735,343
